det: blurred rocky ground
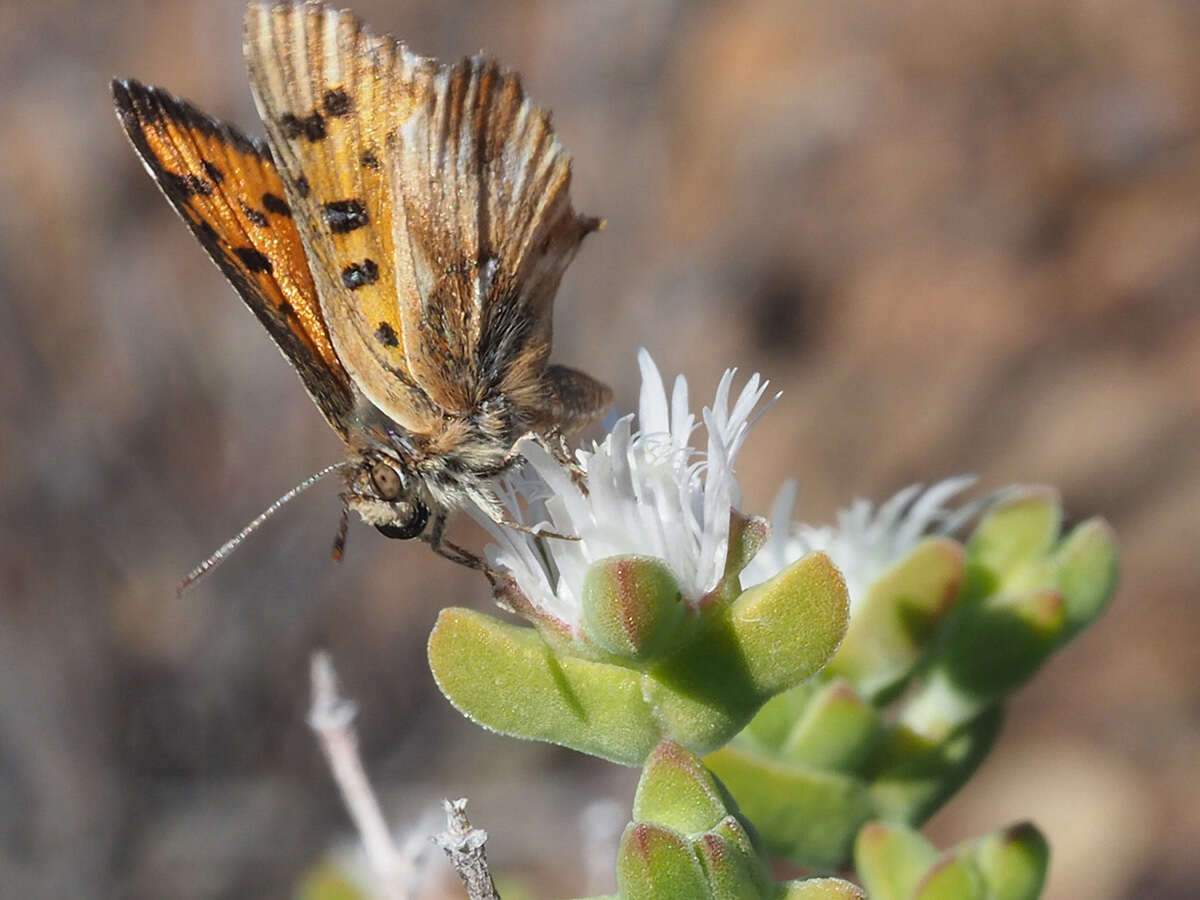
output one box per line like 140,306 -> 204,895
0,0 -> 1196,897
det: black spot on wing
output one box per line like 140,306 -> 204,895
262,192 -> 291,216
111,80 -> 358,432
280,111 -> 326,142
323,88 -> 352,117
278,301 -> 295,317
340,259 -> 379,290
201,160 -> 224,184
360,149 -> 379,170
234,246 -> 273,274
239,201 -> 269,228
164,172 -> 212,197
322,200 -> 368,234
374,322 -> 399,347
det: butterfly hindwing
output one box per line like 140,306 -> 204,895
243,1 -> 442,435
112,78 -> 356,437
535,365 -> 614,436
389,56 -> 601,418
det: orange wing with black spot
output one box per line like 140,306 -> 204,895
112,78 -> 356,437
243,2 -> 443,436
244,3 -> 605,432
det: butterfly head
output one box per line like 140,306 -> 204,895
346,455 -> 431,541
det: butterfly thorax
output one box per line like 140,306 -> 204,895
342,393 -> 527,537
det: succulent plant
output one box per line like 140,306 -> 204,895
429,541 -> 849,765
854,820 -> 1049,900
705,486 -> 1117,868
575,740 -> 864,900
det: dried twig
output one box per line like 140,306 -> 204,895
308,651 -> 410,900
436,798 -> 501,900
580,799 -> 626,895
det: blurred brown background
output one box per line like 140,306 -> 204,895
1,0 -> 1197,896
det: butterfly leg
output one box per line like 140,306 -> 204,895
468,483 -> 580,543
502,429 -> 589,492
493,511 -> 580,543
424,512 -> 489,571
330,505 -> 350,562
423,511 -> 569,604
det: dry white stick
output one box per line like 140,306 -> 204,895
580,799 -> 626,895
436,799 -> 501,900
308,651 -> 409,900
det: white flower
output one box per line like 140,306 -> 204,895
742,476 -> 982,613
473,349 -> 774,632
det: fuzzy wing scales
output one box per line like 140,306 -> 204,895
388,55 -> 601,417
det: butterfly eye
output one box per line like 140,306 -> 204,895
370,461 -> 403,499
374,499 -> 429,541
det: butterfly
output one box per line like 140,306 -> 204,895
113,1 -> 611,588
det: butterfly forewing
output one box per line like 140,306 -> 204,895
111,78 -> 356,436
244,1 -> 442,435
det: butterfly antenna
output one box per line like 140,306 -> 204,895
177,462 -> 349,595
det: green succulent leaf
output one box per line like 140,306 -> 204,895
612,741 -> 863,899
775,878 -> 866,899
295,861 -> 368,900
902,491 -> 1117,741
1053,519 -> 1118,637
906,589 -> 1064,735
428,607 -> 662,764
617,823 -> 712,900
742,682 -> 822,752
967,822 -> 1049,900
965,487 -> 1061,584
714,512 -> 772,604
867,704 -> 1004,825
705,743 -> 874,869
708,814 -> 773,895
853,819 -> 1046,900
687,482 -> 1104,875
853,821 -> 940,900
911,855 -> 982,900
633,740 -> 733,833
726,551 -> 850,695
777,679 -> 880,772
825,537 -> 965,700
694,827 -> 767,900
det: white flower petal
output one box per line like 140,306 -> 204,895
479,352 -> 770,630
637,348 -> 670,439
670,374 -> 693,448
742,476 -> 981,615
